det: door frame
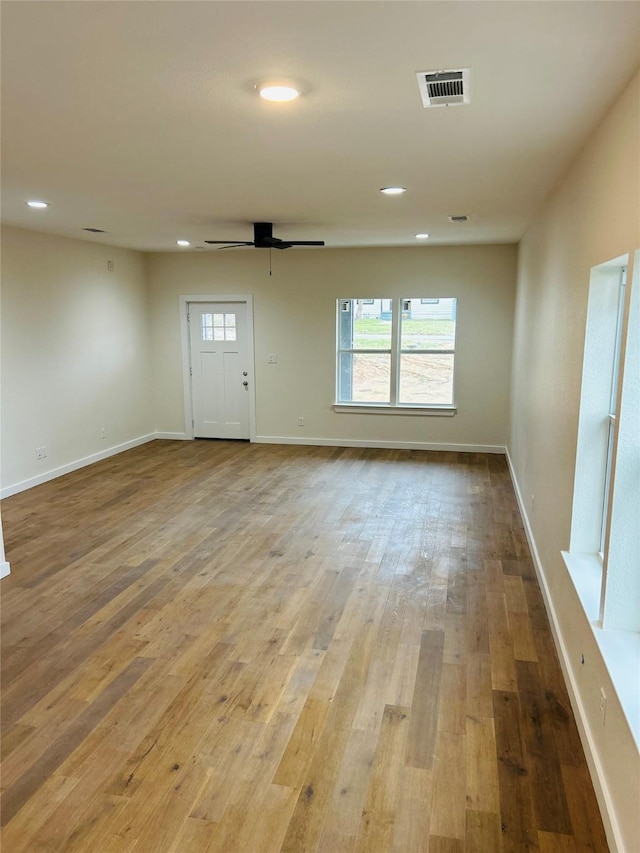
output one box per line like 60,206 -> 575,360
179,294 -> 256,441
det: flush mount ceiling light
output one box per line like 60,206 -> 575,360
448,215 -> 468,222
380,187 -> 406,195
258,82 -> 300,102
176,240 -> 191,247
26,200 -> 49,208
416,233 -> 430,239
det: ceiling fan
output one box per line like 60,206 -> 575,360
205,222 -> 325,250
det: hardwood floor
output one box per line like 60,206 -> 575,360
1,440 -> 608,852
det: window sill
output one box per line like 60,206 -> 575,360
332,404 -> 457,417
561,550 -> 640,747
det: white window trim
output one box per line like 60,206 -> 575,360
561,550 -> 640,747
332,404 -> 456,416
335,297 -> 457,410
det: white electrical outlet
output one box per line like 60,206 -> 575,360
101,427 -> 107,439
36,445 -> 47,460
267,353 -> 277,364
298,417 -> 304,427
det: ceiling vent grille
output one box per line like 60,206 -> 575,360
416,68 -> 471,108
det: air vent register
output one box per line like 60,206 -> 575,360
416,68 -> 471,108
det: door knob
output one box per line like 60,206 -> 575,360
243,381 -> 248,387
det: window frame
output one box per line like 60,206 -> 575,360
599,268 -> 626,558
334,297 -> 458,415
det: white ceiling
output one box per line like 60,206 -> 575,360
1,1 -> 639,252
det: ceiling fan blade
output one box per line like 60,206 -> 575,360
257,236 -> 290,250
203,240 -> 253,245
284,240 -> 325,246
216,243 -> 256,250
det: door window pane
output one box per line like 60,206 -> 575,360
201,313 -> 214,341
203,311 -> 238,342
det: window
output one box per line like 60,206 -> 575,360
336,298 -> 457,408
567,253 -> 639,633
202,312 -> 237,342
599,268 -> 626,556
563,252 -> 639,745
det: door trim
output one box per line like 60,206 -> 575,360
179,294 -> 256,442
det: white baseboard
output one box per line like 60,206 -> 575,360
0,561 -> 10,580
0,434 -> 157,499
155,432 -> 189,440
505,446 -> 622,853
255,435 -> 506,454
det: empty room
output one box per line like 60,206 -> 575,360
1,2 -> 638,851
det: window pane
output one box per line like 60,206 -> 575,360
339,352 -> 391,403
213,314 -> 224,326
214,328 -> 224,341
401,298 -> 456,350
399,353 -> 454,404
353,299 -> 391,349
226,328 -> 237,341
225,313 -> 236,327
338,299 -> 392,350
201,314 -> 213,341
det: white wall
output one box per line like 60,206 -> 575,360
148,243 -> 517,450
1,226 -> 154,494
509,70 -> 640,852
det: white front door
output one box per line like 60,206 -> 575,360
188,302 -> 250,439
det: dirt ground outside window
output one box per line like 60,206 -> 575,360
352,353 -> 454,404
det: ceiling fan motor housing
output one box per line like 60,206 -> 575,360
254,222 -> 274,247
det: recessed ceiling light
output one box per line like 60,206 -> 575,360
258,84 -> 300,102
416,233 -> 430,239
26,200 -> 49,208
176,240 -> 191,247
380,187 -> 406,195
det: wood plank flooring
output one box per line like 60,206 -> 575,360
0,440 -> 608,852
